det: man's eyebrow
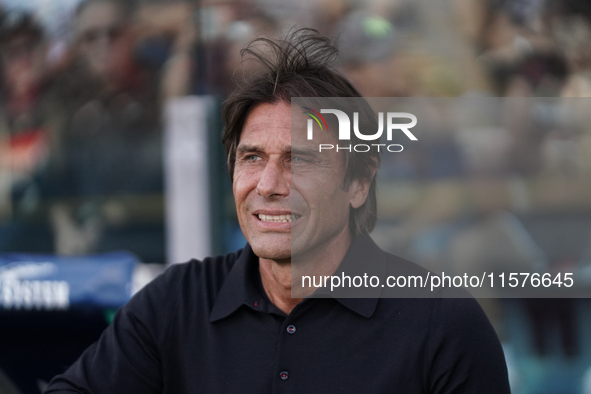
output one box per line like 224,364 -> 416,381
291,146 -> 320,156
236,144 -> 293,153
236,144 -> 262,154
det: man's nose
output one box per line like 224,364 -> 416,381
256,160 -> 290,198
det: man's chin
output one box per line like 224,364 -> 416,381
250,245 -> 291,262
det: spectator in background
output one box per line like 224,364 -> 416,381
46,0 -> 165,261
72,0 -> 147,98
0,11 -> 57,253
544,0 -> 591,97
0,11 -> 48,132
213,6 -> 279,97
336,11 -> 402,97
464,0 -> 567,97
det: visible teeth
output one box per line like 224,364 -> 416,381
258,214 -> 300,222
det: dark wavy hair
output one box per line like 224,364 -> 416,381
221,28 -> 380,236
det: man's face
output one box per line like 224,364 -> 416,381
233,101 -> 369,262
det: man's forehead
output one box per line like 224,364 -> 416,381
238,101 -> 339,148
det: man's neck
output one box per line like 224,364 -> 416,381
258,259 -> 301,314
258,230 -> 353,315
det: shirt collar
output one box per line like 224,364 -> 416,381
209,234 -> 385,322
209,244 -> 262,322
318,233 -> 385,318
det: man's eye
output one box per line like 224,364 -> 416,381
246,155 -> 260,162
292,156 -> 307,163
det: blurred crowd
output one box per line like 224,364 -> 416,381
1,0 -> 591,260
0,0 -> 185,262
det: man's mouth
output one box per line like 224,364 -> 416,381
257,214 -> 301,223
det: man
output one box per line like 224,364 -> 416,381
45,29 -> 510,393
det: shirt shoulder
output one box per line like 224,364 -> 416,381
122,249 -> 245,338
424,296 -> 510,393
374,247 -> 509,392
153,249 -> 244,296
132,249 -> 244,316
43,248 -> 248,394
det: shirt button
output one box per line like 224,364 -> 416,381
280,371 -> 289,380
286,325 -> 296,334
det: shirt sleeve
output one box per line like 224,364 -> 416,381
427,296 -> 511,394
43,268 -> 173,394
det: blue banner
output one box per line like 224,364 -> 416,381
0,252 -> 139,310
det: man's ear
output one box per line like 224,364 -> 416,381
350,166 -> 377,209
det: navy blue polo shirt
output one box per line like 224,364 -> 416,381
45,235 -> 510,393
